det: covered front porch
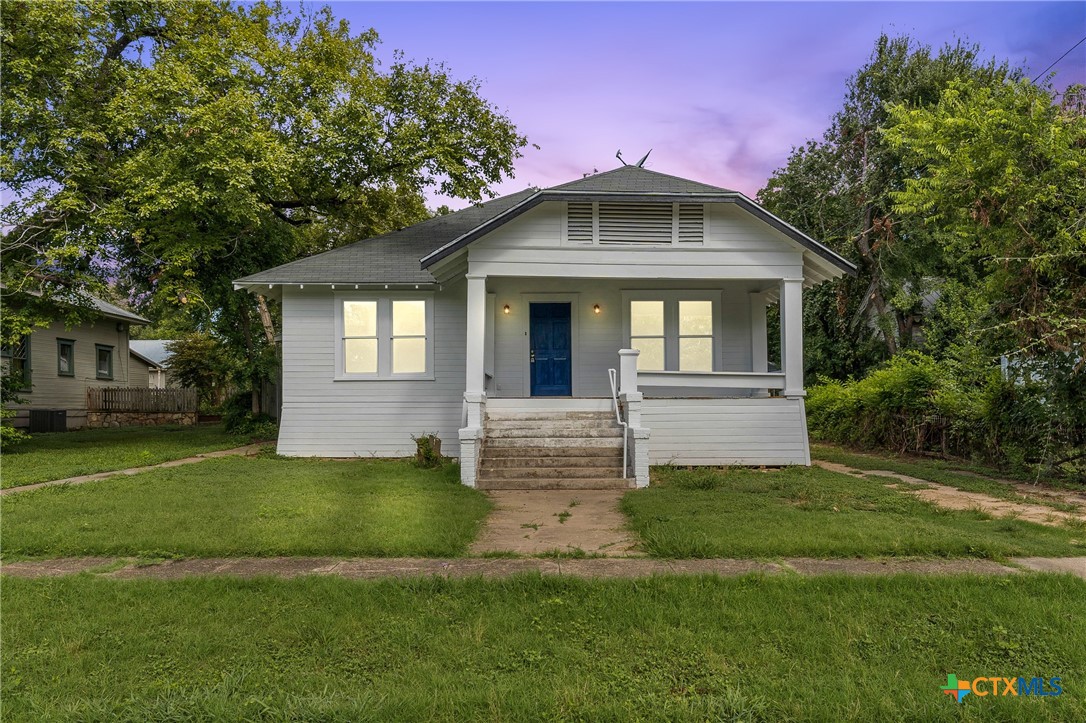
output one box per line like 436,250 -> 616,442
458,274 -> 809,487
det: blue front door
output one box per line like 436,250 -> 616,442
530,303 -> 572,396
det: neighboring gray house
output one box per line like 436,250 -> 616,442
235,165 -> 855,488
2,296 -> 150,430
129,340 -> 173,388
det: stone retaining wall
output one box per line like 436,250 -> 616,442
86,411 -> 198,428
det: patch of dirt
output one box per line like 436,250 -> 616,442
814,460 -> 1086,528
470,490 -> 640,556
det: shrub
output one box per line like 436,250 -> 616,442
806,352 -> 1085,480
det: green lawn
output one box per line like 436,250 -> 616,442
0,425 -> 260,488
0,457 -> 490,558
623,465 -> 1084,559
3,574 -> 1083,721
812,443 -> 1085,509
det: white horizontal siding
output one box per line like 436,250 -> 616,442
9,319 -> 139,428
277,283 -> 467,458
643,398 -> 810,466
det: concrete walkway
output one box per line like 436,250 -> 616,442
0,444 -> 267,496
470,490 -> 639,556
813,459 -> 1086,527
4,556 -> 1084,580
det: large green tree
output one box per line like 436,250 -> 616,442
886,80 -> 1086,361
758,34 -> 1015,379
1,0 -> 525,407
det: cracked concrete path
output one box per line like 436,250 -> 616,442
9,556 -> 1079,580
0,444 -> 268,496
470,490 -> 640,556
813,459 -> 1086,528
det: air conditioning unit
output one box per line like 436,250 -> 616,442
28,409 -> 67,433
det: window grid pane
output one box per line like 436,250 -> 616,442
345,338 -> 378,374
630,300 -> 664,336
343,301 -> 377,337
392,300 -> 426,336
58,342 -> 73,375
679,337 -> 713,372
392,338 -> 426,374
679,300 -> 713,336
632,337 -> 665,371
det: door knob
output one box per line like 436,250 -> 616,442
530,350 -> 535,363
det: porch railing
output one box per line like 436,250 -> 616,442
607,368 -> 628,479
637,370 -> 786,390
87,386 -> 198,413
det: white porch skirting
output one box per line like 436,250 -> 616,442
641,397 -> 810,466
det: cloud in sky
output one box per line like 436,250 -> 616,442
332,1 -> 1086,207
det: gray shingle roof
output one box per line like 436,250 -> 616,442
90,296 -> 150,325
549,165 -> 734,194
235,166 -> 855,286
235,188 -> 537,286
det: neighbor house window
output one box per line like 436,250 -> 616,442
336,296 -> 433,379
57,339 -> 75,376
95,344 -> 113,380
626,295 -> 719,373
1,335 -> 31,390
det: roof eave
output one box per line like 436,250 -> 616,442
420,190 -> 858,277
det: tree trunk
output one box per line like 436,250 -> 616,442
855,204 -> 897,356
256,295 -> 277,347
239,303 -> 260,415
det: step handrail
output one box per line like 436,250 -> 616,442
608,368 -> 628,479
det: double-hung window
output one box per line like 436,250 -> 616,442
625,294 -> 719,372
1,335 -> 31,390
336,296 -> 433,380
57,339 -> 75,377
95,344 -> 114,380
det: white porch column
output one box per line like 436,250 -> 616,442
460,273 -> 488,487
749,291 -> 769,398
465,273 -> 487,394
780,278 -> 805,398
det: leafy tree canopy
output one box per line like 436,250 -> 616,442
758,34 -> 1016,378
886,80 -> 1086,361
1,0 -> 526,340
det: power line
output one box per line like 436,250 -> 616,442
1032,35 -> 1086,83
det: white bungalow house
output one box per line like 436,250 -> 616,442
235,165 -> 855,488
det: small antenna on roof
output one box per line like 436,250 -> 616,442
616,149 -> 627,166
635,149 -> 652,167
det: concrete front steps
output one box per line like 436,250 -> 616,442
478,410 -> 633,490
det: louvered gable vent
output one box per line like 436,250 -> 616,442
677,203 -> 704,243
599,203 -> 672,244
567,202 -> 593,244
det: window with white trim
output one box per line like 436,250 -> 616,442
625,294 -> 719,372
336,296 -> 433,379
629,300 -> 665,371
678,301 -> 713,372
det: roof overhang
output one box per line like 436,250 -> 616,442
419,191 -> 857,277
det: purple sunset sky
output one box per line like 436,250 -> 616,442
332,1 -> 1086,208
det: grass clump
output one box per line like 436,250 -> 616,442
0,424 -> 261,488
1,457 -> 490,559
623,465 -> 1082,559
3,574 -> 1084,721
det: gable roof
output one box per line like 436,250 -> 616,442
90,296 -> 150,325
235,166 -> 856,289
129,339 -> 172,367
549,165 -> 733,194
234,189 -> 537,287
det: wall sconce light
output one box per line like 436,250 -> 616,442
593,304 -> 601,315
503,304 -> 511,315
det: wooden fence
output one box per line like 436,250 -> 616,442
87,387 -> 198,413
